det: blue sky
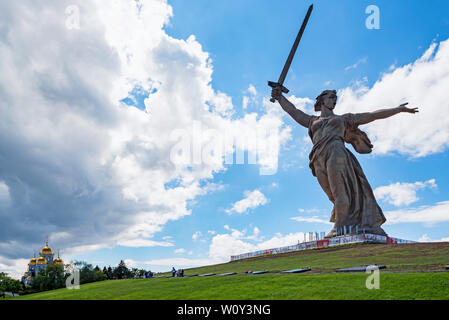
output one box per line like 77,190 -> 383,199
1,0 -> 449,276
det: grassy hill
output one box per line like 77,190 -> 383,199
10,242 -> 449,300
163,242 -> 449,276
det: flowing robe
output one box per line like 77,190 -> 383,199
307,113 -> 387,236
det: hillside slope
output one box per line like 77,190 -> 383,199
174,242 -> 449,276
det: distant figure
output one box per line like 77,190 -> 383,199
172,267 -> 176,277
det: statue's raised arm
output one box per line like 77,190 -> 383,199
350,102 -> 419,126
271,87 -> 312,128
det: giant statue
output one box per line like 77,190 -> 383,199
268,5 -> 418,237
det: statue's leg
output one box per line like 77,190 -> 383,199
326,151 -> 353,236
313,163 -> 337,238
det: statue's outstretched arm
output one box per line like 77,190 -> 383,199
271,88 -> 311,128
353,103 -> 418,126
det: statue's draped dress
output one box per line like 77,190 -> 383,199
307,113 -> 387,237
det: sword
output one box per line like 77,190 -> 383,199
268,4 -> 313,103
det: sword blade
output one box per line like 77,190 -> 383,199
277,4 -> 313,85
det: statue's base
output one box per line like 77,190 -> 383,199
230,233 -> 415,262
325,226 -> 388,238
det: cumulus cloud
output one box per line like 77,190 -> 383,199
385,201 -> 449,225
418,234 -> 449,243
174,248 -> 185,254
336,39 -> 449,157
0,0 -> 291,276
139,257 -> 214,268
226,189 -> 268,214
124,226 -> 311,271
285,95 -> 314,114
208,228 -> 306,263
290,216 -> 332,225
374,179 -> 437,207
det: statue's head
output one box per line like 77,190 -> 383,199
315,90 -> 337,111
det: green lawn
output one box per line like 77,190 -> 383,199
11,272 -> 449,300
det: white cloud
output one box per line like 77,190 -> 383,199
242,96 -> 250,110
0,257 -> 29,280
345,57 -> 368,71
285,95 -> 314,113
297,208 -> 320,213
418,234 -> 449,243
141,257 -> 214,268
174,248 -> 185,254
418,234 -> 431,242
336,39 -> 449,157
248,84 -> 257,96
208,229 -> 306,263
290,216 -> 332,225
374,179 -> 437,207
124,259 -> 138,268
0,0 -> 292,273
125,226 -> 311,271
192,231 -> 202,241
242,84 -> 257,110
226,189 -> 268,214
385,201 -> 449,224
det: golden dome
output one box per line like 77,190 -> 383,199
54,257 -> 64,266
37,256 -> 47,265
54,249 -> 64,266
40,246 -> 54,255
40,237 -> 54,256
26,276 -> 32,281
24,271 -> 28,276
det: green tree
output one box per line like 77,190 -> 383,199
74,261 -> 95,284
31,264 -> 66,292
72,261 -> 107,284
93,269 -> 107,282
0,273 -> 21,297
107,266 -> 113,279
113,260 -> 131,279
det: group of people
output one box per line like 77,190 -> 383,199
171,267 -> 184,277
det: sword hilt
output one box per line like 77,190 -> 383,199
268,81 -> 289,103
